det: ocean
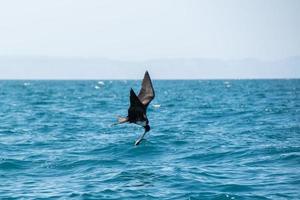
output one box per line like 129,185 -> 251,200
0,80 -> 299,200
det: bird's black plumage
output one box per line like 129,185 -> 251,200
128,71 -> 155,125
137,71 -> 155,107
128,89 -> 147,123
114,71 -> 155,145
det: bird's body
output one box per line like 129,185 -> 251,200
114,71 -> 155,145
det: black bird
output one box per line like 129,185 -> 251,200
114,71 -> 155,145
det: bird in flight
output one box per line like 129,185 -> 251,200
114,71 -> 155,145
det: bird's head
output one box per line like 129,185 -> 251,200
144,125 -> 150,132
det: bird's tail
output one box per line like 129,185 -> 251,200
111,116 -> 129,126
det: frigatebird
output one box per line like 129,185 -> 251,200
114,71 -> 155,145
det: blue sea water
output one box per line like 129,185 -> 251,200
0,80 -> 299,200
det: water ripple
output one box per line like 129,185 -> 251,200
0,80 -> 299,199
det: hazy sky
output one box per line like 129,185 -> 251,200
0,0 -> 299,61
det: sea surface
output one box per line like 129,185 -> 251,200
0,80 -> 299,200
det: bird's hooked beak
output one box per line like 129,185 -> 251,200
135,125 -> 150,145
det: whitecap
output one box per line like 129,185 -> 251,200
224,81 -> 231,88
23,82 -> 30,86
98,81 -> 105,85
94,85 -> 100,89
153,104 -> 161,108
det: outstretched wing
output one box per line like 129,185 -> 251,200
130,88 -> 144,108
138,71 -> 155,107
128,88 -> 146,122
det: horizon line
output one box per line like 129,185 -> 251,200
0,78 -> 299,81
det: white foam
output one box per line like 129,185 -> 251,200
224,81 -> 231,88
98,81 -> 105,85
153,104 -> 161,108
